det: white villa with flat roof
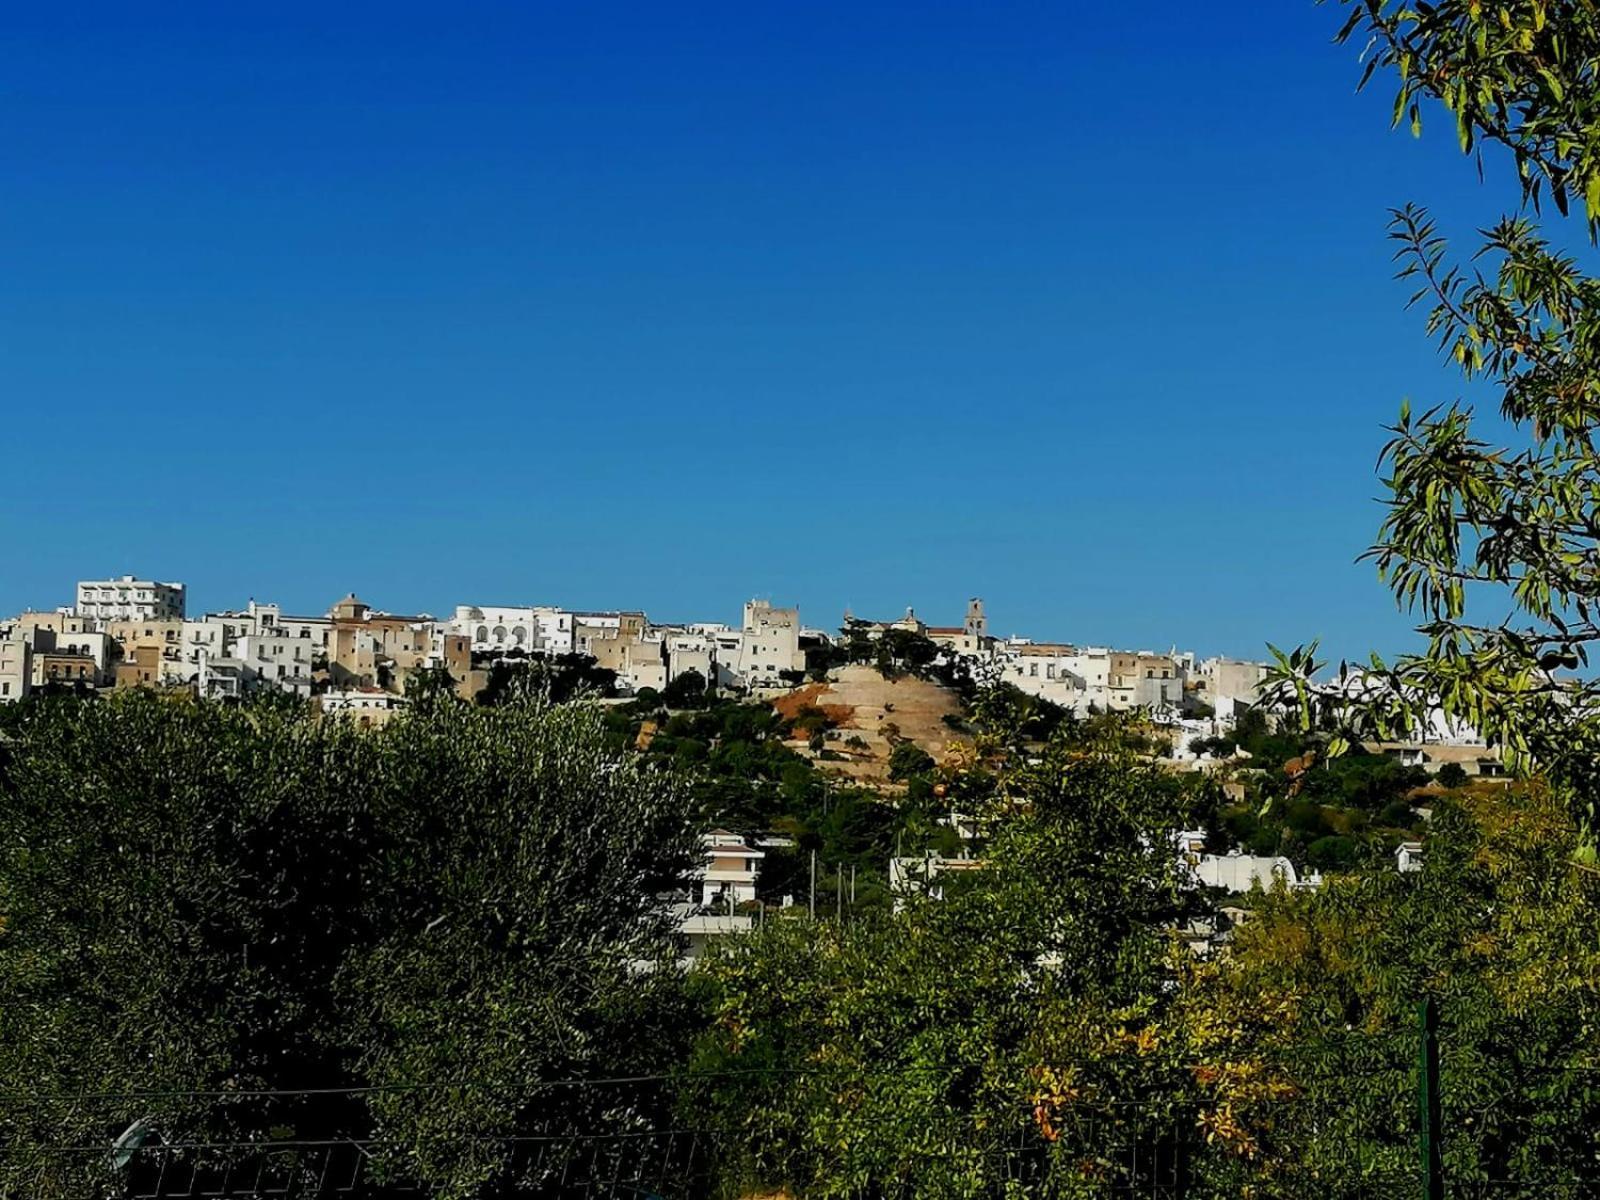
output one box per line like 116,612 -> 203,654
695,829 -> 764,909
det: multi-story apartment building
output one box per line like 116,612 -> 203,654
24,628 -> 114,682
0,636 -> 30,701
157,602 -> 332,690
106,618 -> 186,685
115,644 -> 164,689
178,617 -> 232,672
34,650 -> 98,688
1108,651 -> 1184,712
235,631 -> 319,697
694,830 -> 764,909
12,610 -> 97,639
206,601 -> 329,647
76,576 -> 185,624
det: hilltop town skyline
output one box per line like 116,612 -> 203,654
0,568 -> 1390,667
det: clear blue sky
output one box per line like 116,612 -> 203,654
0,2 -> 1512,660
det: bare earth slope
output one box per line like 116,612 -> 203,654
770,664 -> 968,783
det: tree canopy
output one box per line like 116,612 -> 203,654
1255,2 -> 1600,850
0,691 -> 695,1199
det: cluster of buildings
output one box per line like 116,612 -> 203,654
0,579 -> 469,718
0,578 -> 1278,728
0,576 -> 827,713
0,577 -> 1497,787
851,598 -> 1272,723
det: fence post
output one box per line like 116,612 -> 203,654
1418,997 -> 1443,1200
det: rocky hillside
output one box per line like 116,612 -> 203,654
770,664 -> 969,783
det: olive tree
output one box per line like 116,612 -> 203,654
0,691 -> 696,1199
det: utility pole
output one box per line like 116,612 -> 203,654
809,850 -> 816,920
1418,998 -> 1443,1200
836,863 -> 843,922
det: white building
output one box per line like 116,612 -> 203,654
76,576 -> 186,624
447,605 -> 575,656
168,604 -> 328,694
234,631 -> 317,697
665,632 -> 716,686
660,624 -> 746,689
622,635 -> 668,695
999,642 -> 1094,711
0,635 -> 30,702
195,654 -> 247,700
996,641 -> 1114,714
1192,851 -> 1302,893
1194,657 -> 1269,716
703,625 -> 746,688
449,605 -> 536,652
694,829 -> 764,909
178,618 -> 234,673
320,688 -> 408,719
207,601 -> 330,650
532,607 -> 574,656
15,627 -> 114,682
737,600 -> 805,689
1396,841 -> 1424,873
888,853 -> 987,908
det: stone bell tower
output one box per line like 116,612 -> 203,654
964,597 -> 987,639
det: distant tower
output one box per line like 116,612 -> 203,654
965,597 -> 987,639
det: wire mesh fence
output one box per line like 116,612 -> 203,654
6,1041 -> 1600,1198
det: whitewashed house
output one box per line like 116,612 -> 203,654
694,830 -> 764,909
737,600 -> 805,688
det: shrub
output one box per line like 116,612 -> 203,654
1305,835 -> 1359,871
887,742 -> 936,782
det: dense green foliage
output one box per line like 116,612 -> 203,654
475,653 -> 619,704
687,721 -> 1207,1200
603,695 -> 953,911
1205,710 -> 1432,868
0,691 -> 695,1199
1178,783 -> 1600,1196
2,682 -> 1597,1197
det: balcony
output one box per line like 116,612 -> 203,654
697,867 -> 758,884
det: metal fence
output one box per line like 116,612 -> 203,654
7,1005 -> 1600,1199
